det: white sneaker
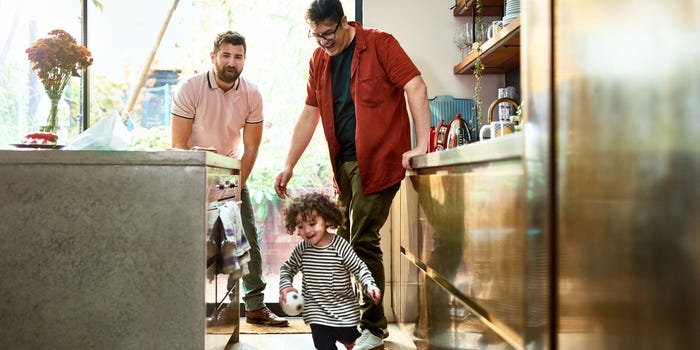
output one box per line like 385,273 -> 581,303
353,329 -> 384,350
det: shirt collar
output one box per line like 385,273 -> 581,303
207,70 -> 240,91
348,22 -> 366,53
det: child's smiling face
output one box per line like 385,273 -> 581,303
295,210 -> 333,247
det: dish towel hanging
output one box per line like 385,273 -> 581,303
206,201 -> 251,281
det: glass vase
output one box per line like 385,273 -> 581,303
40,95 -> 60,134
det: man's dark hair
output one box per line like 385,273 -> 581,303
306,0 -> 344,25
213,31 -> 247,54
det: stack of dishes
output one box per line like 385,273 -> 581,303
503,0 -> 520,24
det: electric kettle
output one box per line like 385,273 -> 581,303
446,113 -> 471,148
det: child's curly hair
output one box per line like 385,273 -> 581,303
283,192 -> 345,235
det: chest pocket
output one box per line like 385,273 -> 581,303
355,57 -> 392,108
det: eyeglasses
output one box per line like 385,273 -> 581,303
307,19 -> 341,42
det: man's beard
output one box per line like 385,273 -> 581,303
217,68 -> 239,84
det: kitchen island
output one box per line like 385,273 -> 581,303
0,150 -> 239,350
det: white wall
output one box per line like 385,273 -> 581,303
361,0 -> 509,323
362,0 -> 504,109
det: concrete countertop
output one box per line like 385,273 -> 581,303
0,149 -> 240,169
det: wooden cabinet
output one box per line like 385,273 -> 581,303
453,0 -> 521,75
400,133 -> 535,350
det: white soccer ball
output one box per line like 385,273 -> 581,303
281,291 -> 304,316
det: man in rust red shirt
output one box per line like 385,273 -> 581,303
274,1 -> 430,348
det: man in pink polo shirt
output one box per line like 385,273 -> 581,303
171,30 -> 288,327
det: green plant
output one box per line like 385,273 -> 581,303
129,125 -> 171,149
473,59 -> 484,127
472,0 -> 485,128
247,135 -> 333,222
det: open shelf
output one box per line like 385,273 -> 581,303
453,17 -> 520,74
453,0 -> 504,17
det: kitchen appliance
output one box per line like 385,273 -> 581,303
434,120 -> 449,151
446,113 -> 472,148
429,126 -> 437,153
428,95 -> 478,146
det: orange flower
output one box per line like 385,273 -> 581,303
26,29 -> 93,100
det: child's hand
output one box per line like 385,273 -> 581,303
367,286 -> 381,305
279,286 -> 298,305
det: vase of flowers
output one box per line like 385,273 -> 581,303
25,29 -> 93,137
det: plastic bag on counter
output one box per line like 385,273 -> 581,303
64,111 -> 131,150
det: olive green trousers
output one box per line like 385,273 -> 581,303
336,161 -> 400,336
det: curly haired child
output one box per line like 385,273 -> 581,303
279,192 -> 381,350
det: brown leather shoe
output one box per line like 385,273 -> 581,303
245,307 -> 289,327
207,303 -> 238,326
216,304 -> 239,326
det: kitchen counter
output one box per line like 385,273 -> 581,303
397,131 -> 541,350
0,150 -> 239,350
411,132 -> 523,170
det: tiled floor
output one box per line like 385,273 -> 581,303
206,322 -> 417,350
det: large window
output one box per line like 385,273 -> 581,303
1,0 -> 84,144
2,0 -> 356,304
